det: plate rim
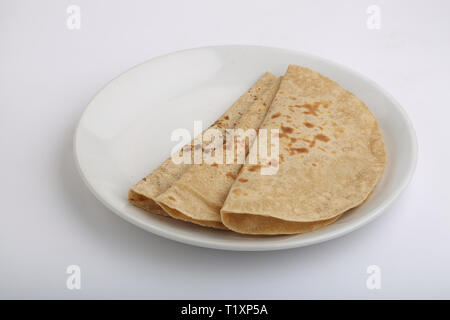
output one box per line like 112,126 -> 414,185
73,45 -> 418,251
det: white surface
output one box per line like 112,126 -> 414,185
0,0 -> 449,298
75,45 -> 417,251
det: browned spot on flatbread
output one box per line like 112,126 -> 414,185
232,189 -> 241,195
224,116 -> 229,120
289,96 -> 296,100
271,112 -> 281,119
294,103 -> 320,116
292,101 -> 327,116
281,125 -> 294,134
312,163 -> 317,167
168,196 -> 176,201
226,172 -> 236,179
309,134 -> 330,147
303,122 -> 314,128
289,147 -> 309,155
248,165 -> 261,172
238,178 -> 248,183
211,163 -> 218,167
315,134 -> 330,142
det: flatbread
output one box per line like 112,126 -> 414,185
221,65 -> 386,234
155,77 -> 281,228
128,72 -> 277,216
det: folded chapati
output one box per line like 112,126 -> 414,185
221,65 -> 386,234
128,72 -> 277,216
155,76 -> 281,228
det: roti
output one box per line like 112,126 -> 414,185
155,76 -> 281,228
128,72 -> 277,216
221,65 -> 386,234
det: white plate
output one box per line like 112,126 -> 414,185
74,45 -> 417,251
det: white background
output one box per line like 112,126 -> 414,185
1,0 -> 449,299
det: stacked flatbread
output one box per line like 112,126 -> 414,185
129,65 -> 386,235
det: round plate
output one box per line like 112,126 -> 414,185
74,45 -> 417,251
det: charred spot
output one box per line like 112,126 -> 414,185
295,104 -> 319,116
226,172 -> 236,179
289,147 -> 309,155
309,134 -> 330,147
271,112 -> 281,119
315,134 -> 330,142
224,116 -> 229,120
281,125 -> 294,134
248,165 -> 261,172
291,101 -> 326,116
